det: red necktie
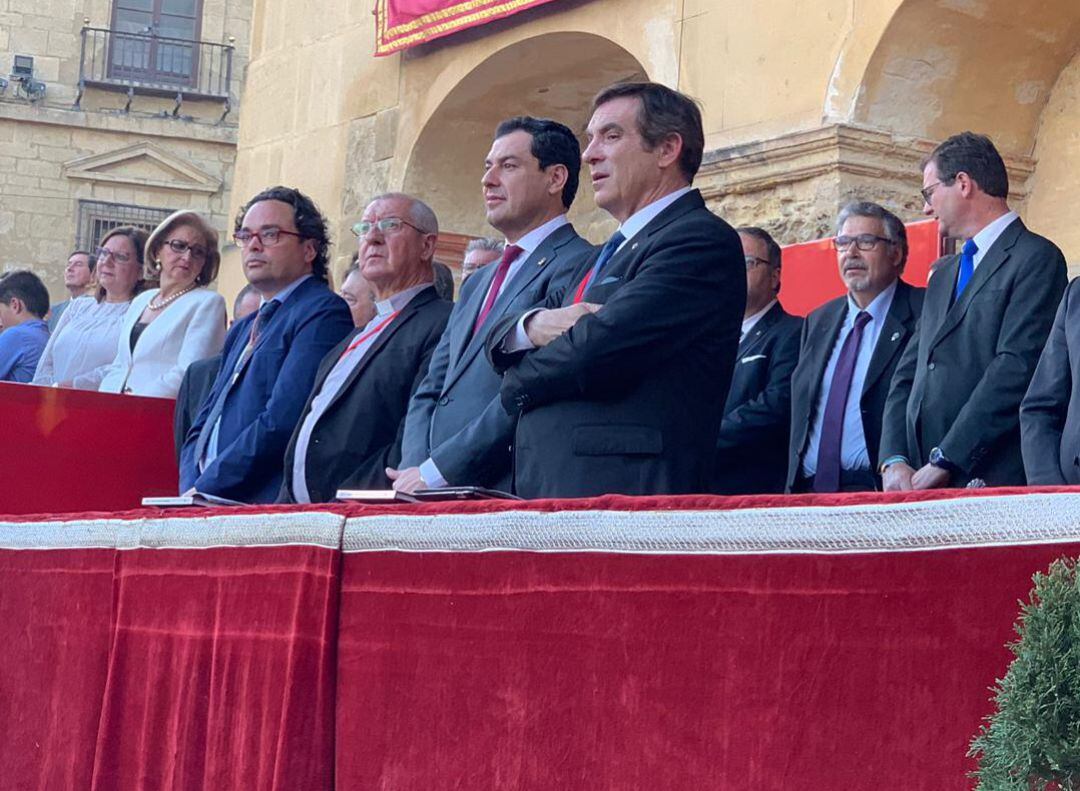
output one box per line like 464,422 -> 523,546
473,244 -> 522,336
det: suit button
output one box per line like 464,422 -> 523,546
928,362 -> 936,371
439,396 -> 449,406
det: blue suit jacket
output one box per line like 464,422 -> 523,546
178,277 -> 354,503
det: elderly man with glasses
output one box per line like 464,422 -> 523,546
786,201 -> 925,493
278,192 -> 453,503
179,186 -> 354,504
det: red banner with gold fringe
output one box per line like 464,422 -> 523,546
374,0 -> 563,56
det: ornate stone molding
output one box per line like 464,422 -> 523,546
698,123 -> 1036,203
62,142 -> 222,194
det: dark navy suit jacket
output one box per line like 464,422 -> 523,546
178,276 -> 354,503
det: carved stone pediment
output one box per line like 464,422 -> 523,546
62,142 -> 221,194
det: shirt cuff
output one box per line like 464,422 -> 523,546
502,309 -> 543,353
419,457 -> 448,489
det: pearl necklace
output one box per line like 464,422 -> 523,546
149,285 -> 196,311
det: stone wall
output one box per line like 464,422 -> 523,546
0,0 -> 251,302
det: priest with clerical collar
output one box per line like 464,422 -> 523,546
279,192 -> 452,504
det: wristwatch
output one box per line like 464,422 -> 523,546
928,447 -> 959,473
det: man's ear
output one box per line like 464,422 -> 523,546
546,163 -> 569,198
421,233 -> 438,262
656,132 -> 684,170
7,297 -> 24,315
300,238 -> 318,268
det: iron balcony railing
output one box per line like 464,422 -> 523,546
76,26 -> 233,104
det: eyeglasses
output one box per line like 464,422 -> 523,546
163,238 -> 208,261
920,181 -> 944,204
233,227 -> 304,247
351,218 -> 427,237
744,255 -> 773,270
832,234 -> 895,252
95,246 -> 132,264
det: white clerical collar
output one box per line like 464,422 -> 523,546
375,282 -> 430,316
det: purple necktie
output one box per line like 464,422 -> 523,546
814,310 -> 872,493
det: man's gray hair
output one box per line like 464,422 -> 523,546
369,192 -> 439,235
836,200 -> 909,271
465,236 -> 503,255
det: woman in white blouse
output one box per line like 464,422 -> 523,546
33,226 -> 151,389
99,211 -> 227,398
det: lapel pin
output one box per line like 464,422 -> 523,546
536,257 -> 547,267
890,331 -> 900,342
631,243 -> 639,251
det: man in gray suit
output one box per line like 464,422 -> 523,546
1020,279 -> 1080,485
388,116 -> 592,492
881,132 -> 1067,489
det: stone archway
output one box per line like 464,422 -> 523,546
402,32 -> 648,259
850,0 -> 1080,154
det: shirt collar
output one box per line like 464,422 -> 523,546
970,210 -> 1019,264
846,279 -> 897,324
509,214 -> 569,255
375,282 -> 430,316
261,273 -> 313,307
617,186 -> 694,245
742,299 -> 777,335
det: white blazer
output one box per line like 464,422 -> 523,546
99,287 -> 227,398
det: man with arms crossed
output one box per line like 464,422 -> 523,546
487,82 -> 745,498
390,117 -> 591,493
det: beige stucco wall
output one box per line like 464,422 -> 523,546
0,0 -> 251,301
226,0 -> 1080,302
1024,50 -> 1080,268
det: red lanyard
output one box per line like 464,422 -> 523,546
338,311 -> 399,361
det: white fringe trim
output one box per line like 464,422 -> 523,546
340,492 -> 1080,555
2,492 -> 1080,555
0,510 -> 344,550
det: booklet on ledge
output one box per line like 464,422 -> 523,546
335,487 -> 521,503
142,492 -> 246,508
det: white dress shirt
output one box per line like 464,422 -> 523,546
292,283 -> 430,503
802,280 -> 897,477
203,275 -> 313,469
969,211 -> 1019,271
741,299 -> 777,341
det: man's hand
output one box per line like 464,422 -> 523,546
881,462 -> 915,492
910,463 -> 951,490
524,302 -> 601,348
386,466 -> 425,494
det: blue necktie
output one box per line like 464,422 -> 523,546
574,230 -> 626,303
954,239 -> 978,301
